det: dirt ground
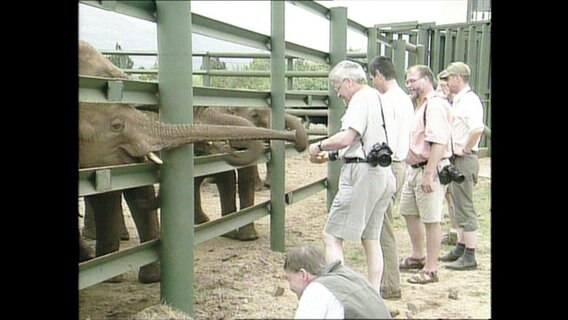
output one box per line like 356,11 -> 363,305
78,154 -> 491,319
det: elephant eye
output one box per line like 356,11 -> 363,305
110,119 -> 124,132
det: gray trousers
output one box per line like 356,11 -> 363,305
449,154 -> 479,232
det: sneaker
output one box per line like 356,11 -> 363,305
438,250 -> 462,262
381,289 -> 402,300
445,255 -> 477,270
441,231 -> 458,245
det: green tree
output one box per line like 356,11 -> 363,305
104,42 -> 134,70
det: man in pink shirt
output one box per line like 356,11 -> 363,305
398,65 -> 454,284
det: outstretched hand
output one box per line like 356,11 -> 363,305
309,151 -> 328,164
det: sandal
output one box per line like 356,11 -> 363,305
399,256 -> 426,270
407,269 -> 438,284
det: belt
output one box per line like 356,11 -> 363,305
344,157 -> 368,164
410,161 -> 427,169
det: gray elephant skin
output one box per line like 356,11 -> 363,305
190,107 -> 308,241
78,40 -> 300,284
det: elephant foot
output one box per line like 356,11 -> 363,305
104,274 -> 124,283
79,239 -> 95,262
222,225 -> 259,241
262,180 -> 271,189
82,226 -> 96,240
221,229 -> 240,240
138,262 -> 161,283
120,229 -> 131,241
195,214 -> 210,225
254,181 -> 264,191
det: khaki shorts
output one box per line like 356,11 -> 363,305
399,165 -> 447,223
324,163 -> 395,242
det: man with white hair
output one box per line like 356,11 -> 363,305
308,60 -> 396,294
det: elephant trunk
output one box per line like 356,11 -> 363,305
285,114 -> 308,152
149,123 -> 297,153
194,107 -> 266,166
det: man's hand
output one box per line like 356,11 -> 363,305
309,151 -> 328,164
309,142 -> 322,157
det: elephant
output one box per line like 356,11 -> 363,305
224,107 -> 308,190
78,40 -> 301,284
190,107 -> 308,241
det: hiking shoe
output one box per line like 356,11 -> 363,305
441,231 -> 458,245
445,256 -> 477,270
438,251 -> 462,262
381,289 -> 402,300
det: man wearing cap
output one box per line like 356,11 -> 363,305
438,62 -> 485,270
436,70 -> 459,247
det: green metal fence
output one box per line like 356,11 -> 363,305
79,0 -> 491,316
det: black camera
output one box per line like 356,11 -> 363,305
438,164 -> 465,185
328,150 -> 339,161
367,142 -> 393,167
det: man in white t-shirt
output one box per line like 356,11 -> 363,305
308,60 -> 396,293
283,244 -> 391,319
368,55 -> 414,300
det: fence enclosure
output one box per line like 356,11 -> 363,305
79,1 -> 491,316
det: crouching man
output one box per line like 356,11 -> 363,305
283,244 -> 391,319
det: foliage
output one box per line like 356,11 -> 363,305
104,42 -> 134,70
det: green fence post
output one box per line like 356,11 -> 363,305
202,54 -> 211,87
156,1 -> 194,316
366,27 -> 378,82
431,29 -> 441,73
328,6 -> 347,211
392,39 -> 406,89
270,0 -> 286,252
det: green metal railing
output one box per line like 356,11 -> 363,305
79,0 -> 491,315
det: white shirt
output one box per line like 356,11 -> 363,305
380,85 -> 415,161
452,86 -> 485,152
295,282 -> 344,319
338,86 -> 395,160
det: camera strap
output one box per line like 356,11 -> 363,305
361,92 -> 390,159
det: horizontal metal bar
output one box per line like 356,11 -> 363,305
79,144 -> 306,196
80,0 -> 157,22
194,202 -> 270,245
79,76 -> 159,105
79,163 -> 160,197
285,178 -> 327,204
285,109 -> 328,116
79,239 -> 160,289
194,70 -> 330,78
285,42 -> 329,65
192,12 -> 270,52
79,165 -> 327,289
285,0 -> 367,36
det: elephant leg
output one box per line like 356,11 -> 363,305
87,191 -> 124,282
253,165 -> 264,191
235,166 -> 259,241
79,228 -> 95,262
123,186 -> 160,284
215,170 -> 240,239
263,162 -> 272,189
194,176 -> 211,224
83,197 -> 130,241
82,201 -> 96,240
